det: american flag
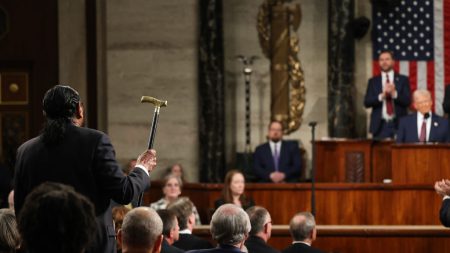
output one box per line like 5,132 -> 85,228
372,0 -> 450,115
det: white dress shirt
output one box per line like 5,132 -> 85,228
378,70 -> 397,120
269,140 -> 282,158
417,112 -> 432,142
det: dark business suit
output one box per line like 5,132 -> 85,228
440,198 -> 450,227
396,113 -> 449,143
364,73 -> 411,138
245,236 -> 279,253
282,243 -> 325,253
162,238 -> 184,253
214,197 -> 255,210
173,233 -> 213,251
187,244 -> 244,253
443,85 -> 450,132
14,123 -> 150,253
253,140 -> 301,182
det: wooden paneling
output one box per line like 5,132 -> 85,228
392,144 -> 450,184
315,140 -> 393,183
144,182 -> 442,225
193,225 -> 450,252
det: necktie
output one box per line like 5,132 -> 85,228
273,144 -> 279,171
419,119 -> 427,142
385,74 -> 394,116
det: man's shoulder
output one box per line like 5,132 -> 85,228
254,142 -> 269,152
399,113 -> 416,123
282,243 -> 324,253
245,236 -> 279,253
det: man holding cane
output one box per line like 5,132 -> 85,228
14,85 -> 156,253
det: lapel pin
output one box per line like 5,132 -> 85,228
434,122 -> 438,127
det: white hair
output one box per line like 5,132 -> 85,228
210,204 -> 251,245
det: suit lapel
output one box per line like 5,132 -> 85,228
413,113 -> 420,142
263,143 -> 276,170
429,114 -> 439,142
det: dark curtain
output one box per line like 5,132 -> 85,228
327,0 -> 356,137
198,0 -> 225,182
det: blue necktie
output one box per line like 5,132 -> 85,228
273,144 -> 279,171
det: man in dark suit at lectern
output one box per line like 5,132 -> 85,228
253,121 -> 301,183
397,89 -> 449,143
364,50 -> 411,139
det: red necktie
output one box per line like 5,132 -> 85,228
385,74 -> 394,116
419,120 -> 427,142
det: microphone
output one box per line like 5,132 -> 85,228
424,112 -> 430,119
309,121 -> 317,127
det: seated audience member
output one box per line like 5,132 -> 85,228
397,89 -> 449,143
0,163 -> 12,209
150,174 -> 201,224
282,212 -> 324,253
187,204 -> 251,253
117,207 -> 164,253
215,170 -> 254,210
245,206 -> 279,253
17,182 -> 97,253
157,209 -> 184,253
164,164 -> 186,183
0,208 -> 20,253
112,206 -> 131,253
434,179 -> 450,227
167,197 -> 213,250
253,121 -> 302,183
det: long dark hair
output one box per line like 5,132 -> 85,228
221,170 -> 250,206
41,85 -> 80,145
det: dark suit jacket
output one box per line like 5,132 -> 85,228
282,243 -> 325,253
173,233 -> 213,251
364,74 -> 411,135
440,198 -> 450,227
14,124 -> 150,253
162,238 -> 184,253
245,236 -> 279,253
187,244 -> 244,253
443,85 -> 450,115
396,113 -> 449,143
214,197 -> 255,210
253,140 -> 301,182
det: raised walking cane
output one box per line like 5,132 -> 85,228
137,96 -> 168,206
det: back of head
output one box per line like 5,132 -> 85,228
18,182 -> 96,253
289,212 -> 316,242
246,206 -> 269,236
167,197 -> 193,230
157,209 -> 177,237
210,204 -> 251,246
42,85 -> 80,145
121,207 -> 163,250
0,208 -> 20,253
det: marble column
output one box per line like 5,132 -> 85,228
327,0 -> 356,137
198,0 -> 226,182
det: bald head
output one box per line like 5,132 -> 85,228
119,207 -> 163,252
211,204 -> 251,246
289,212 -> 316,242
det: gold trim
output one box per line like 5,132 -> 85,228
0,71 -> 29,105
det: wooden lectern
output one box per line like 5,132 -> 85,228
391,143 -> 450,184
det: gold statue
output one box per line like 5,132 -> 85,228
257,0 -> 306,134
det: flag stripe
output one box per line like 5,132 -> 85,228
417,61 -> 427,91
435,0 -> 444,114
409,61 -> 418,94
427,61 -> 436,112
445,0 -> 450,85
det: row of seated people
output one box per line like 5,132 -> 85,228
0,180 -> 324,253
4,178 -> 450,253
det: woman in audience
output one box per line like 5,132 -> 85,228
164,163 -> 186,182
0,208 -> 20,253
150,174 -> 201,224
215,170 -> 255,210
